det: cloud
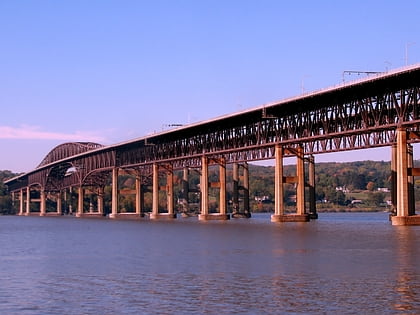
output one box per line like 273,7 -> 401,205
0,125 -> 105,143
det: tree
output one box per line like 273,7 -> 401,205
366,192 -> 385,207
366,181 -> 376,191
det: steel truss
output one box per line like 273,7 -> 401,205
6,66 -> 420,191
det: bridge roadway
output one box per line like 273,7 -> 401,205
5,64 -> 420,225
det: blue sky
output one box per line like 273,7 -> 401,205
1,0 -> 420,172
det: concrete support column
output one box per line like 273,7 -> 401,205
40,189 -> 46,216
200,156 -> 209,216
243,162 -> 250,215
68,187 -> 73,215
152,163 -> 159,216
198,156 -> 229,220
19,189 -> 24,215
396,128 -> 409,217
308,155 -> 318,219
273,145 -> 284,217
272,145 -> 310,223
296,146 -> 305,215
219,158 -> 227,215
408,144 -> 415,216
150,164 -> 176,220
26,187 -> 30,215
167,166 -> 174,215
111,168 -> 119,218
57,191 -> 62,215
391,144 -> 397,214
135,176 -> 142,215
77,186 -> 84,217
232,162 -> 251,218
391,128 -> 420,225
232,163 -> 239,213
181,167 -> 189,213
97,187 -> 104,215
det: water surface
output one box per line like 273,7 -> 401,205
0,213 -> 419,314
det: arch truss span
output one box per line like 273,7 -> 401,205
37,142 -> 104,168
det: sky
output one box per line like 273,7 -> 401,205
1,0 -> 420,172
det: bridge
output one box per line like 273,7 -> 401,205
5,64 -> 420,225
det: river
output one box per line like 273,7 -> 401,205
0,212 -> 419,314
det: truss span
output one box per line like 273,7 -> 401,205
37,142 -> 104,168
5,64 -> 420,193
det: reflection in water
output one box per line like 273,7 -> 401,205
393,227 -> 419,312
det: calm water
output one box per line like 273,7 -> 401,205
0,213 -> 419,314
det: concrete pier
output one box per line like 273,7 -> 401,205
391,128 -> 420,225
198,156 -> 230,221
272,145 -> 310,223
307,155 -> 318,219
75,186 -> 85,218
149,163 -> 177,220
231,162 -> 251,218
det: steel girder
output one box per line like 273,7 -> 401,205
5,65 -> 420,192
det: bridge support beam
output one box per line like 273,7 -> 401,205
243,163 -> 250,215
232,162 -> 251,218
76,186 -> 84,217
408,145 -> 415,215
40,189 -> 46,216
19,189 -> 24,215
109,168 -> 119,218
199,156 -> 230,221
179,167 -> 191,216
232,163 -> 239,214
56,191 -> 62,215
25,187 -> 30,215
42,190 -> 62,216
97,187 -> 104,216
308,155 -> 318,219
150,163 -> 177,220
109,168 -> 144,219
135,175 -> 143,216
271,145 -> 284,221
391,128 -> 420,225
391,144 -> 397,214
272,145 -> 310,223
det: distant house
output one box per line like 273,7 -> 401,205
377,187 -> 390,192
335,186 -> 349,193
255,195 -> 271,203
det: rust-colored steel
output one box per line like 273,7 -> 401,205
5,65 -> 420,192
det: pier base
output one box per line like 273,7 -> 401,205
44,212 -> 62,217
198,214 -> 230,221
391,215 -> 420,226
309,212 -> 319,220
149,213 -> 177,220
232,211 -> 251,219
77,213 -> 105,218
109,213 -> 144,219
271,214 -> 310,222
24,212 -> 40,216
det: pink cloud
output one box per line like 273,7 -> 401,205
0,125 -> 105,142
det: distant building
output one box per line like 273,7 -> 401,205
255,195 -> 271,203
335,186 -> 349,193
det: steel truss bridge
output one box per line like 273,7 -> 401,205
5,64 -> 420,225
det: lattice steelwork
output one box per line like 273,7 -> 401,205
5,65 -> 420,191
116,67 -> 420,167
